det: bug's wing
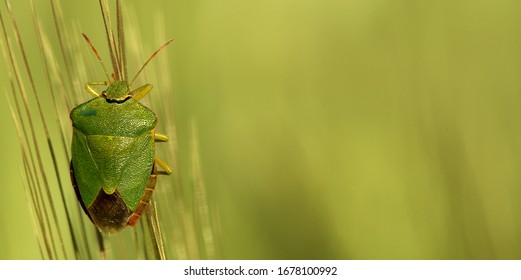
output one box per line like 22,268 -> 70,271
116,133 -> 155,211
70,161 -> 95,223
71,129 -> 105,208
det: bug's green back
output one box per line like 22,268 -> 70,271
71,97 -> 156,210
71,97 -> 156,137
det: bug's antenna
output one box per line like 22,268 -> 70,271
82,33 -> 112,82
129,38 -> 174,88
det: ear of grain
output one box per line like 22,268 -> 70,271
1,0 -> 220,260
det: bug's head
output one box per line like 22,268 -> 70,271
103,80 -> 130,102
82,33 -> 173,102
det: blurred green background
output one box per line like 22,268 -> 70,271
2,0 -> 521,259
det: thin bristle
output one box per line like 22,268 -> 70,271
99,0 -> 121,80
116,0 -> 126,81
19,165 -> 45,259
5,0 -> 69,259
1,4 -> 60,259
50,0 -> 78,105
146,200 -> 167,260
31,0 -> 81,258
82,33 -> 111,81
0,22 -> 50,257
190,119 -> 218,259
4,89 -> 47,259
129,38 -> 174,87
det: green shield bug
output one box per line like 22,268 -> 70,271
70,33 -> 174,234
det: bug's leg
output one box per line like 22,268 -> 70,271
154,133 -> 169,142
130,84 -> 153,101
154,156 -> 172,175
85,81 -> 109,97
